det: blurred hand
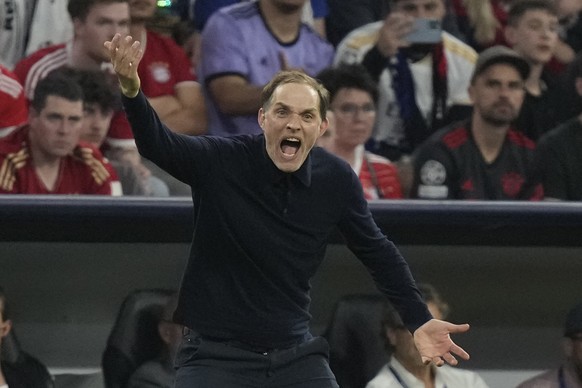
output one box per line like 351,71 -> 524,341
377,12 -> 415,57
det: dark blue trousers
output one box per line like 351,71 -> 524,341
174,328 -> 339,388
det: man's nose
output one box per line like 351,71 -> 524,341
286,113 -> 302,130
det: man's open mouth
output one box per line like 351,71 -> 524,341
280,137 -> 301,157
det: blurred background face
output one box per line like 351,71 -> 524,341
80,104 -> 114,148
75,2 -> 130,63
554,0 -> 582,18
29,96 -> 84,159
506,9 -> 559,65
393,0 -> 446,21
129,0 -> 157,22
330,88 -> 376,150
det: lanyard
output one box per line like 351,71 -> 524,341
389,366 -> 448,388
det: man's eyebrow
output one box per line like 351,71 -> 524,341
273,102 -> 317,114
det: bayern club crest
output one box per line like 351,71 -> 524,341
150,63 -> 171,83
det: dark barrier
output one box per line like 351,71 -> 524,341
2,195 -> 582,246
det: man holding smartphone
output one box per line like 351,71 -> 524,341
335,0 -> 477,166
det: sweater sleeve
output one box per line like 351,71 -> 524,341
337,171 -> 432,332
121,90 -> 214,188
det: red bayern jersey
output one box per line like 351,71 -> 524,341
106,30 -> 197,144
0,65 -> 28,138
358,151 -> 403,200
13,43 -> 69,101
0,126 -> 122,195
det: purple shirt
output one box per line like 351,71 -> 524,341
200,1 -> 334,136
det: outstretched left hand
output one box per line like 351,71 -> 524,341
413,319 -> 470,367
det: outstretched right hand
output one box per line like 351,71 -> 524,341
104,33 -> 144,98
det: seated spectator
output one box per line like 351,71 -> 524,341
410,45 -> 543,200
505,0 -> 564,142
0,65 -> 27,138
176,0 -> 328,70
0,286 -> 55,388
126,0 -> 206,137
0,71 -> 121,195
199,0 -> 334,137
66,67 -> 169,196
534,51 -> 582,201
14,0 -> 130,101
366,284 -> 489,388
517,302 -> 582,387
334,0 -> 477,162
555,0 -> 582,60
317,64 -> 404,199
126,293 -> 181,388
326,0 -> 463,48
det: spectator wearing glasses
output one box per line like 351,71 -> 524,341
517,302 -> 582,388
317,64 -> 404,199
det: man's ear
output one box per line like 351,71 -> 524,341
575,77 -> 582,97
504,26 -> 517,47
317,117 -> 329,138
157,322 -> 171,346
258,108 -> 265,130
563,337 -> 574,358
386,327 -> 398,347
467,83 -> 476,104
0,319 -> 12,338
72,18 -> 84,38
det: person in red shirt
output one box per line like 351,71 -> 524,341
0,65 -> 27,139
126,0 -> 206,137
0,71 -> 121,195
317,64 -> 404,199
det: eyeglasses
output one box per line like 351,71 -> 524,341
334,103 -> 376,117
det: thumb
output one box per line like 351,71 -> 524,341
447,323 -> 470,334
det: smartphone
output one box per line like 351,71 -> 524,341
405,18 -> 442,44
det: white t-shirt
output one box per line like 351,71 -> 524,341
0,0 -> 36,69
366,357 -> 490,388
25,0 -> 72,56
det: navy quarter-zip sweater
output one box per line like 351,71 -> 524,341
122,91 -> 432,348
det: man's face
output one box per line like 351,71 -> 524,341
393,0 -> 446,21
259,82 -> 328,173
506,9 -> 559,65
331,88 -> 376,150
80,103 -> 114,148
128,0 -> 157,23
74,2 -> 130,63
469,63 -> 525,127
29,96 -> 84,160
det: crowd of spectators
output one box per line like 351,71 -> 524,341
3,0 -> 582,200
